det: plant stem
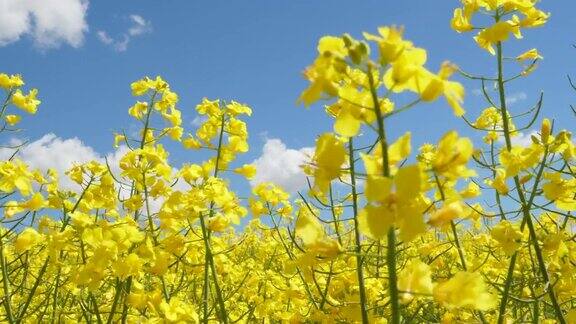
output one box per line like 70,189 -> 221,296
198,113 -> 228,323
495,39 -> 566,323
0,236 -> 15,323
367,64 -> 400,324
348,138 -> 370,324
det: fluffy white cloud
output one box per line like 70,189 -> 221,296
471,88 -> 527,107
0,133 -> 100,190
498,130 -> 538,148
0,134 -> 189,214
0,0 -> 89,48
505,91 -> 527,106
97,14 -> 152,52
250,138 -> 313,193
510,130 -> 538,147
128,14 -> 151,36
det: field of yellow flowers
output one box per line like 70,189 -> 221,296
0,1 -> 575,323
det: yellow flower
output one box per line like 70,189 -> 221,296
460,182 -> 481,199
113,133 -> 126,148
383,46 -> 428,92
487,168 -> 509,195
298,36 -> 348,106
233,164 -> 257,180
499,144 -> 543,177
474,21 -> 522,55
0,73 -> 24,89
451,7 -> 474,33
542,172 -> 576,211
398,260 -> 433,303
432,131 -> 476,179
434,272 -> 495,310
158,297 -> 199,322
361,132 -> 411,176
359,164 -> 427,241
11,89 -> 40,114
418,62 -> 466,117
21,192 -> 47,211
128,101 -> 149,120
295,204 -> 342,258
363,26 -> 410,64
226,101 -> 253,116
540,118 -> 551,144
310,133 -> 346,194
428,201 -> 464,227
14,228 -> 42,252
206,214 -> 230,232
4,114 -> 21,126
114,253 -> 143,279
491,220 -> 523,255
182,135 -> 202,150
516,48 -> 542,61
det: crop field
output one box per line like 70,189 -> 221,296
0,0 -> 575,323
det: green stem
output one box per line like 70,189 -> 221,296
0,236 -> 15,323
348,138 -> 369,324
367,64 -> 399,324
15,257 -> 49,323
495,39 -> 566,323
106,278 -> 123,324
198,113 -> 228,323
0,90 -> 14,122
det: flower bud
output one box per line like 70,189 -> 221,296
541,118 -> 551,143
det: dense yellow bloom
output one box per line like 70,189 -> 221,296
499,144 -> 543,177
295,205 -> 342,258
11,88 -> 40,114
428,201 -> 465,227
363,26 -> 410,64
359,164 -> 427,241
431,131 -> 476,180
542,172 -> 576,211
491,220 -> 523,255
0,73 -> 24,89
0,159 -> 35,196
452,0 -> 548,54
418,62 -> 466,117
398,260 -> 433,302
0,5 -> 572,321
14,228 -> 42,252
474,21 -> 522,55
128,101 -> 148,120
433,272 -> 495,310
309,133 -> 346,194
487,168 -> 510,195
298,36 -> 348,106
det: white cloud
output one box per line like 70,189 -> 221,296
250,138 -> 313,193
510,130 -> 537,147
191,116 -> 207,127
0,133 -> 100,190
471,88 -> 527,108
505,91 -> 527,106
96,30 -> 113,45
471,88 -> 483,96
498,130 -> 538,148
0,134 -> 187,215
128,14 -> 151,36
0,0 -> 89,48
97,14 -> 151,52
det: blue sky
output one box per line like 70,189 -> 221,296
1,0 -> 575,194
